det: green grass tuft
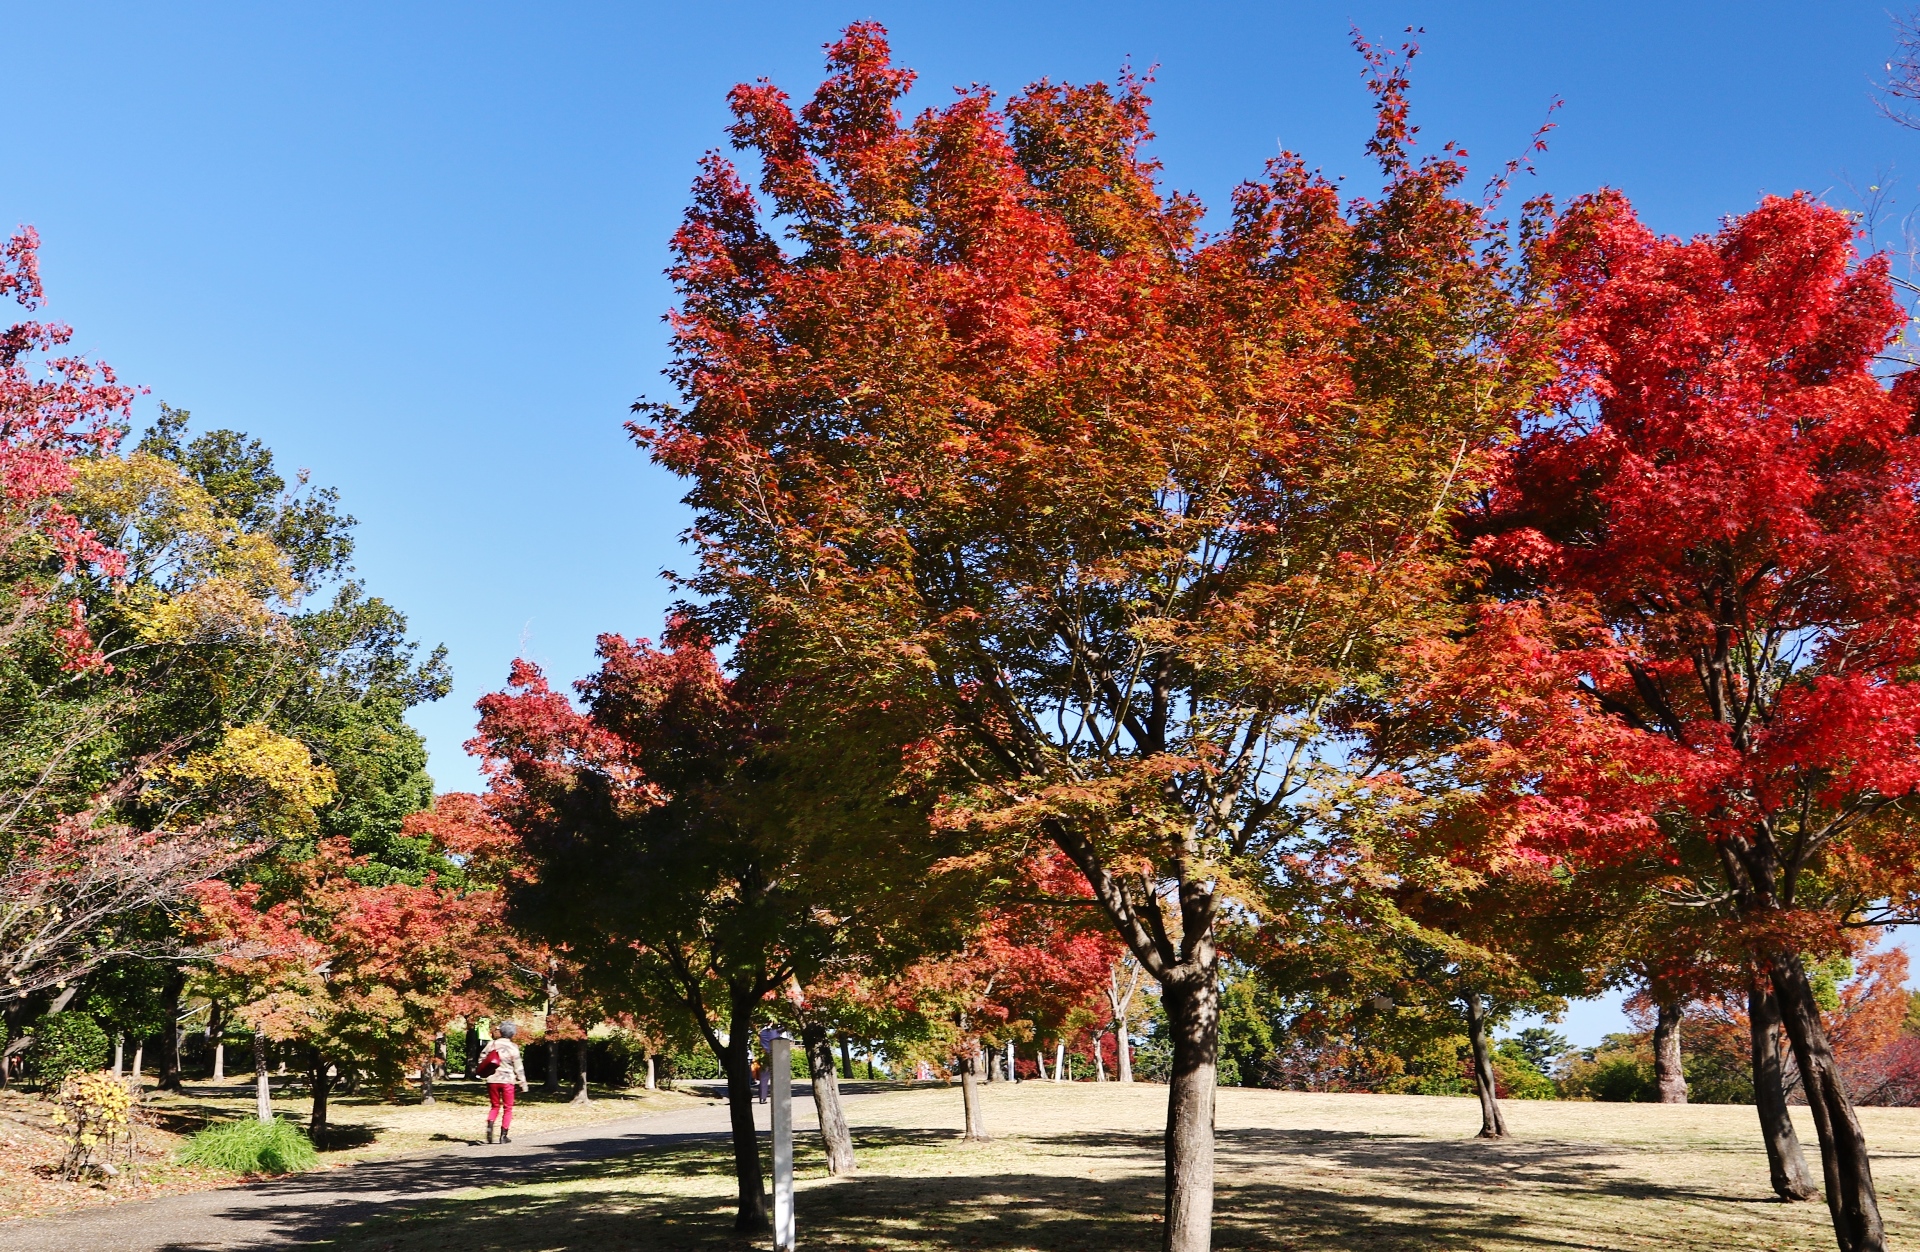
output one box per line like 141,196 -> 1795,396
177,1116 -> 321,1174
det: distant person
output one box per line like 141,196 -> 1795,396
479,1021 -> 529,1143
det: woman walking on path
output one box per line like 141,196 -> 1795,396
479,1021 -> 529,1143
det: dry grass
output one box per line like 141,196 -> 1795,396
0,1075 -> 699,1222
324,1082 -> 1920,1251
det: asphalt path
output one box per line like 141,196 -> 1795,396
1,1082 -> 830,1251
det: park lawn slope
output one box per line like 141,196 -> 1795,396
322,1082 -> 1920,1251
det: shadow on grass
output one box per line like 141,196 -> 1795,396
140,1122 -> 1688,1252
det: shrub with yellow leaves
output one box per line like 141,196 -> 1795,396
50,1070 -> 133,1180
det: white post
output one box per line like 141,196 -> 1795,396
1006,1040 -> 1015,1083
770,1035 -> 796,1252
1054,1040 -> 1066,1083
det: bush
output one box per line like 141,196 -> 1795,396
177,1118 -> 320,1174
1561,1035 -> 1658,1102
664,1049 -> 721,1082
30,1012 -> 110,1090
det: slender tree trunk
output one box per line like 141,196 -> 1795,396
839,1035 -> 852,1080
158,968 -> 185,1092
1118,1014 -> 1133,1084
208,1000 -> 225,1081
718,997 -> 769,1233
1036,1047 -> 1048,1081
959,1044 -> 989,1141
464,1023 -> 481,1080
1746,977 -> 1816,1200
1653,997 -> 1687,1104
545,1033 -> 561,1095
1771,953 -> 1884,1252
130,1041 -> 144,1086
308,1049 -> 332,1141
645,1055 -> 656,1090
866,1044 -> 875,1080
420,1056 -> 436,1105
253,1034 -> 272,1124
113,1034 -> 124,1079
802,1021 -> 856,1172
1095,1034 -> 1107,1081
571,1037 -> 591,1104
1463,992 -> 1508,1139
1162,970 -> 1218,1252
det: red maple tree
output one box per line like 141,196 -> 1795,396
1441,189 -> 1920,1252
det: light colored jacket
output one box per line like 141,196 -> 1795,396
480,1038 -> 527,1086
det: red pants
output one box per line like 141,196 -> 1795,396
487,1082 -> 515,1129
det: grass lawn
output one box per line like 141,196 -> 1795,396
0,1075 -> 700,1221
324,1082 -> 1920,1251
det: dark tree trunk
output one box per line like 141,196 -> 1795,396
839,1035 -> 852,1080
464,1023 -> 481,1079
959,1043 -> 989,1141
716,994 -> 768,1233
1771,953 -> 1885,1252
865,1045 -> 874,1080
1747,971 -> 1819,1202
802,1021 -> 855,1172
570,1037 -> 591,1104
1654,997 -> 1688,1104
1464,991 -> 1508,1139
1162,968 -> 1218,1252
545,1032 -> 560,1094
158,967 -> 186,1092
308,1049 -> 332,1141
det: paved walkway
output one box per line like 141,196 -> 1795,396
2,1084 -> 829,1251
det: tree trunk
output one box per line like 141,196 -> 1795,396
130,1040 -> 144,1086
308,1049 -> 332,1141
1162,971 -> 1218,1252
571,1037 -> 591,1104
545,1032 -> 561,1095
464,1023 -> 481,1080
645,1054 -> 656,1090
1118,1014 -> 1134,1083
802,1021 -> 856,1172
1771,952 -> 1884,1251
253,1034 -> 272,1124
959,1045 -> 989,1141
717,997 -> 769,1232
1036,1047 -> 1048,1081
207,1000 -> 225,1081
420,1057 -> 436,1105
1653,997 -> 1687,1104
1095,1034 -> 1107,1081
1464,991 -> 1508,1139
1748,972 -> 1819,1200
113,1033 -> 124,1079
158,967 -> 185,1092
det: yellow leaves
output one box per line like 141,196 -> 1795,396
161,724 -> 337,835
70,453 -> 297,640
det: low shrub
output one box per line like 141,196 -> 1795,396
177,1117 -> 319,1174
29,1012 -> 111,1090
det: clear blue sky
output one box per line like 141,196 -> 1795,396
3,2 -> 1915,1043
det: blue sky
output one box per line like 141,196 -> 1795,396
3,2 -> 1916,1044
